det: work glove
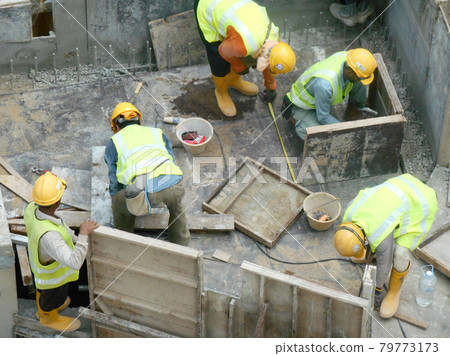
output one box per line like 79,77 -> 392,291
374,287 -> 385,311
259,89 -> 277,103
236,67 -> 250,75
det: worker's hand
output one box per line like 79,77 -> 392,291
259,89 -> 277,103
236,67 -> 250,75
79,220 -> 100,236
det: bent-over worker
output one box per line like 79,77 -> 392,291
194,0 -> 296,117
104,102 -> 190,246
334,174 -> 437,318
282,48 -> 377,142
25,172 -> 99,332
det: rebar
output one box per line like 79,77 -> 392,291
305,24 -> 309,46
283,19 -> 287,38
383,27 -> 389,41
167,44 -> 171,69
396,57 -> 402,73
10,59 -> 13,91
188,42 -> 192,66
33,56 -> 38,88
76,47 -> 80,82
387,34 -> 392,51
127,42 -> 131,67
319,11 -> 323,29
94,45 -> 97,70
52,53 -> 57,83
288,26 -> 291,45
146,41 -> 150,69
402,72 -> 407,87
148,47 -> 152,71
132,48 -> 136,75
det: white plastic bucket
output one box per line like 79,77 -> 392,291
303,192 -> 341,231
176,117 -> 214,155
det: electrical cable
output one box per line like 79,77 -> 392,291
253,239 -> 353,265
214,130 -> 229,178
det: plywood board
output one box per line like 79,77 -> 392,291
368,53 -> 404,116
414,223 -> 450,278
148,10 -> 207,70
203,157 -> 312,248
134,213 -> 234,231
204,289 -> 240,338
240,261 -> 371,338
303,115 -> 406,183
87,226 -> 204,338
51,167 -> 91,211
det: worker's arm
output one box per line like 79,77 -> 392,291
162,133 -> 176,163
39,231 -> 88,270
374,232 -> 394,288
348,81 -> 367,108
218,26 -> 249,73
104,139 -> 125,196
313,78 -> 341,125
262,66 -> 276,90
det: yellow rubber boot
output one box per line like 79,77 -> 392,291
36,290 -> 71,319
379,263 -> 410,318
39,309 -> 81,332
212,74 -> 236,117
228,68 -> 258,96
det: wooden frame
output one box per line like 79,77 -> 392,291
412,223 -> 450,278
239,261 -> 372,338
87,226 -> 204,337
203,157 -> 312,248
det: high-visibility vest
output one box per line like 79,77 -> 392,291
343,174 -> 437,252
287,52 -> 353,110
196,0 -> 279,56
25,203 -> 79,290
112,125 -> 183,185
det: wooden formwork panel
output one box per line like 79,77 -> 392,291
203,157 -> 312,247
204,289 -> 240,338
303,115 -> 406,183
87,226 -> 204,338
240,261 -> 372,338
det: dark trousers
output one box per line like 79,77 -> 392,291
194,0 -> 230,77
38,283 -> 69,312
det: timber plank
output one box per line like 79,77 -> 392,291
203,157 -> 310,248
303,115 -> 406,183
148,10 -> 207,70
13,314 -> 90,338
0,174 -> 33,202
135,213 -> 234,231
8,209 -> 90,229
16,245 -> 33,286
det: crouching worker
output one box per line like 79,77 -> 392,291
334,174 -> 437,318
104,102 -> 190,246
281,48 -> 377,142
25,172 -> 99,332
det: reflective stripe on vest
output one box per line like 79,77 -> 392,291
24,203 -> 79,290
112,125 -> 182,185
343,174 -> 437,252
288,52 -> 353,109
199,0 -> 278,55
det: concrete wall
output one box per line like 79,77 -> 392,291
0,189 -> 18,338
0,2 -> 32,43
385,0 -> 450,166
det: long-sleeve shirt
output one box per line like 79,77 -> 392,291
104,129 -> 181,196
304,63 -> 367,124
36,209 -> 88,270
218,25 -> 276,90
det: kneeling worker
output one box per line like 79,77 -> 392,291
25,172 -> 99,332
334,174 -> 437,318
282,48 -> 377,142
104,102 -> 190,246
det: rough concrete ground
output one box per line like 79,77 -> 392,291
0,10 -> 447,338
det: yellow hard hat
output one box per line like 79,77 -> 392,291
346,48 -> 377,85
269,42 -> 296,75
334,222 -> 367,258
32,172 -> 67,206
111,102 -> 142,133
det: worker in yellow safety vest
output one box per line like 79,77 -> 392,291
281,48 -> 377,143
194,0 -> 296,117
334,174 -> 437,318
25,172 -> 99,332
104,102 -> 190,246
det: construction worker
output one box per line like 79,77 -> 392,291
330,1 -> 374,26
24,172 -> 99,332
334,174 -> 437,318
194,0 -> 296,117
282,48 -> 377,142
104,102 -> 190,246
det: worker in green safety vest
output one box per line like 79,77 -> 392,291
334,174 -> 438,318
24,172 -> 99,332
194,0 -> 296,117
281,48 -> 377,143
104,102 -> 190,246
